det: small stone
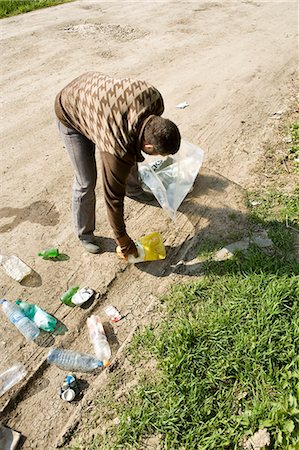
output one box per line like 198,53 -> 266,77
213,239 -> 250,261
242,429 -> 270,450
251,231 -> 273,248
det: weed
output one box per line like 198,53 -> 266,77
0,0 -> 73,19
247,188 -> 299,254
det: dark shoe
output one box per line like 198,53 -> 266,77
126,190 -> 156,204
80,239 -> 101,254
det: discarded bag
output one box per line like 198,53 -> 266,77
138,140 -> 204,220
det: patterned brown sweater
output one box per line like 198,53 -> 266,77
55,72 -> 164,239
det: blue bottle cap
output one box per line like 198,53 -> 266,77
65,374 -> 76,384
98,361 -> 103,367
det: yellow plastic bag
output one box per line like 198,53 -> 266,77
116,232 -> 165,263
116,232 -> 166,263
138,232 -> 166,262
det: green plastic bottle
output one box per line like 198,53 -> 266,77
15,300 -> 57,332
60,286 -> 79,307
38,248 -> 59,260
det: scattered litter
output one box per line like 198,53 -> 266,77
242,428 -> 270,450
0,254 -> 33,282
59,374 -> 79,402
0,363 -> 27,397
270,110 -> 283,119
105,305 -> 123,322
16,299 -> 57,332
71,287 -> 94,305
60,286 -> 79,307
250,200 -> 261,206
0,425 -> 21,450
47,348 -> 103,372
117,231 -> 166,263
87,315 -> 111,366
0,299 -> 40,341
38,248 -> 59,260
176,101 -> 189,109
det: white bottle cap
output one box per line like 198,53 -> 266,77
61,388 -> 76,402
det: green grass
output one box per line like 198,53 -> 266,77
247,187 -> 299,254
89,247 -> 298,450
289,123 -> 299,158
0,0 -> 73,18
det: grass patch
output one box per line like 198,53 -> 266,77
288,123 -> 299,160
82,248 -> 299,450
0,0 -> 73,18
247,187 -> 299,254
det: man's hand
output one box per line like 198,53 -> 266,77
116,234 -> 138,260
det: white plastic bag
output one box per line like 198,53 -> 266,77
138,140 -> 204,220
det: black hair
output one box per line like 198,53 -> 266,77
143,116 -> 181,155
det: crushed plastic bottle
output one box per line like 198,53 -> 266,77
15,300 -> 57,332
38,248 -> 59,260
0,363 -> 27,397
60,286 -> 79,307
104,305 -> 123,323
47,348 -> 103,372
87,315 -> 111,366
0,255 -> 32,282
0,299 -> 40,341
71,288 -> 94,305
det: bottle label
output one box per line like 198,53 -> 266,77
11,312 -> 23,324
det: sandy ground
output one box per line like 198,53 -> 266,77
0,1 -> 298,448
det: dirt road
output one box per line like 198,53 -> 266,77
0,1 -> 298,448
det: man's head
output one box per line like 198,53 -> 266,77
142,116 -> 181,156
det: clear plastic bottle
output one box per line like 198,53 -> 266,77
87,315 -> 111,366
0,255 -> 32,282
47,348 -> 103,372
0,299 -> 40,341
15,300 -> 57,332
0,363 -> 27,397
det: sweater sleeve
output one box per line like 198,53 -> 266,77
100,151 -> 133,240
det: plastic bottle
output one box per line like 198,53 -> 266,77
0,363 -> 27,397
87,315 -> 111,366
0,255 -> 32,282
104,305 -> 123,323
38,248 -> 59,260
0,299 -> 40,341
47,348 -> 103,372
15,300 -> 57,332
60,286 -> 79,307
71,287 -> 94,305
117,232 -> 166,263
